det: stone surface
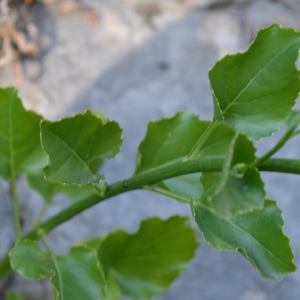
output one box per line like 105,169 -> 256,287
0,0 -> 300,299
281,0 -> 300,10
0,181 -> 14,298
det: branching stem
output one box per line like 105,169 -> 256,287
25,157 -> 300,240
257,128 -> 296,164
0,157 -> 299,277
10,178 -> 21,240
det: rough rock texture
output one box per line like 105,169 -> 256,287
0,0 -> 300,299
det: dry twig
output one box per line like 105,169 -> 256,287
0,0 -> 99,85
0,0 -> 39,85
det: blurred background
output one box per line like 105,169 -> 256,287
0,0 -> 300,299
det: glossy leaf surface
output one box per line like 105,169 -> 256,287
193,200 -> 296,279
200,134 -> 265,218
41,111 -> 122,185
99,216 -> 198,300
210,25 -> 300,138
0,88 -> 46,180
136,112 -> 235,174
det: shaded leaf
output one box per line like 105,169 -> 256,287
78,237 -> 106,251
27,172 -> 100,204
157,173 -> 203,204
9,240 -> 54,280
0,88 -> 47,180
287,110 -> 300,135
41,111 -> 122,185
209,25 -> 300,138
10,241 -> 107,300
200,134 -> 265,218
5,291 -> 23,300
193,200 -> 296,279
52,247 -> 106,300
106,274 -> 122,300
99,216 -> 198,300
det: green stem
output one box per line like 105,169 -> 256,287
259,158 -> 300,174
25,158 -> 223,240
10,178 -> 21,240
145,186 -> 191,204
32,203 -> 49,228
1,157 -> 300,277
186,121 -> 219,160
25,157 -> 300,240
257,128 -> 296,164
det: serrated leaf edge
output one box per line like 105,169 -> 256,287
209,24 -> 300,139
192,200 -> 296,280
9,240 -> 55,281
40,111 -> 122,186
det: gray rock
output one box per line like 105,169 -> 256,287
0,181 -> 14,260
281,0 -> 300,10
0,180 -> 15,297
1,0 -> 300,299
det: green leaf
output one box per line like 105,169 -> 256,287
287,110 -> 300,135
73,238 -> 121,300
99,216 -> 198,300
51,247 -> 106,300
136,112 -> 236,205
9,240 -> 54,280
158,173 -> 203,203
200,134 -> 265,218
209,25 -> 300,138
5,291 -> 23,300
27,172 -> 100,204
10,241 -> 107,300
136,112 -> 235,174
149,174 -> 203,204
0,88 -> 47,180
106,274 -> 122,300
41,111 -> 122,185
192,200 -> 296,279
78,237 -> 106,251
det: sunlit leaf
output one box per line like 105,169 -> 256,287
210,25 -> 300,138
0,88 -> 47,180
41,111 -> 122,185
193,200 -> 296,279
